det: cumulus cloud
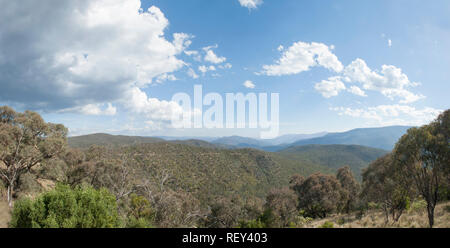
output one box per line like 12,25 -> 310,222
198,65 -> 216,75
184,50 -> 202,62
262,41 -> 343,76
60,103 -> 117,116
331,105 -> 442,126
314,77 -> 346,98
124,87 -> 184,122
243,80 -> 256,89
348,86 -> 367,97
203,45 -> 227,64
0,0 -> 191,114
156,74 -> 177,83
343,59 -> 424,103
239,0 -> 263,9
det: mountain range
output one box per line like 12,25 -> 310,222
69,126 -> 411,151
67,125 -> 409,179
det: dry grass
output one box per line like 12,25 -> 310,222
305,202 -> 450,228
0,199 -> 10,228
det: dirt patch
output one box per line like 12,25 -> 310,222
0,200 -> 11,228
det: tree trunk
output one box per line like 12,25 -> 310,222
427,205 -> 435,228
7,183 -> 14,208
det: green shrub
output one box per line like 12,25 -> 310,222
319,221 -> 334,228
9,184 -> 119,228
125,194 -> 154,228
336,218 -> 345,225
238,219 -> 266,228
410,199 -> 427,213
367,202 -> 379,210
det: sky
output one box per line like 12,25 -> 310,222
0,0 -> 449,138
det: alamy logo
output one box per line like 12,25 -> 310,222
171,85 -> 280,139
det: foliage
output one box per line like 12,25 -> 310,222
393,110 -> 449,227
336,166 -> 360,213
263,188 -> 298,227
410,199 -> 427,213
0,106 -> 67,206
124,194 -> 154,228
293,173 -> 346,218
362,154 -> 412,223
9,184 -> 119,228
319,221 -> 334,228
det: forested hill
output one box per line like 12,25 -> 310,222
277,144 -> 388,179
68,133 -> 164,148
68,133 -> 386,183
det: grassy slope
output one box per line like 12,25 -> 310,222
0,199 -> 10,228
306,202 -> 450,228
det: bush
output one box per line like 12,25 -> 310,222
9,184 -> 120,228
337,218 -> 346,225
238,219 -> 266,228
319,221 -> 334,228
410,199 -> 427,213
125,194 -> 154,228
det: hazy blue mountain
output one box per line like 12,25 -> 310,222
267,132 -> 328,146
211,136 -> 270,148
156,136 -> 217,142
209,132 -> 327,149
277,144 -> 389,179
288,126 -> 412,151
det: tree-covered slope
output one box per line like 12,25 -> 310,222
68,133 -> 164,148
277,144 -> 388,179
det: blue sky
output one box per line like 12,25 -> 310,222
0,0 -> 449,137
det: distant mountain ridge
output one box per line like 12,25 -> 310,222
288,126 -> 412,151
68,126 -> 412,151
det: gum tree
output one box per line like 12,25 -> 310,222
0,106 -> 67,207
393,110 -> 449,227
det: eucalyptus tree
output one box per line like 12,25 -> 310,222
0,106 -> 67,207
393,110 -> 449,227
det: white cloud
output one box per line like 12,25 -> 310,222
0,0 -> 192,114
262,41 -> 343,76
243,80 -> 256,89
331,105 -> 442,126
314,76 -> 346,98
388,39 -> 392,47
156,73 -> 177,83
124,87 -> 184,122
343,59 -> 424,103
187,68 -> 199,79
198,65 -> 216,75
348,86 -> 367,97
61,103 -> 117,116
239,0 -> 263,9
203,45 -> 227,64
219,63 -> 233,69
184,50 -> 202,62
